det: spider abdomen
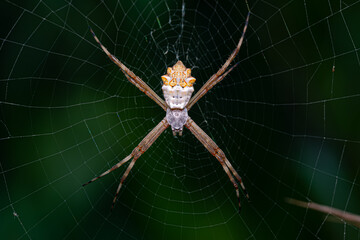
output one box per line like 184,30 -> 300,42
162,85 -> 194,109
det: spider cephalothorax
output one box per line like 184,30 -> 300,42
161,61 -> 196,135
85,11 -> 250,213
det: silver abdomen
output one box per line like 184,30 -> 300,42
162,85 -> 194,109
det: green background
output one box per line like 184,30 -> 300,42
1,0 -> 360,239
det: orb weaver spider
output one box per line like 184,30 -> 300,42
84,12 -> 250,213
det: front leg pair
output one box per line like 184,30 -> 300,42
90,29 -> 168,111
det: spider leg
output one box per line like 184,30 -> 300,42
186,12 -> 250,110
90,28 -> 167,111
111,117 -> 169,210
111,156 -> 136,210
82,154 -> 132,186
185,117 -> 249,213
187,63 -> 238,111
82,117 -> 169,210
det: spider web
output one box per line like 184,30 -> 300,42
1,0 -> 360,239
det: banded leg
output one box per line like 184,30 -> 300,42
82,154 -> 132,186
83,117 -> 169,210
185,117 -> 249,212
90,29 -> 167,111
187,12 -> 250,110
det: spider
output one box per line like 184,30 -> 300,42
83,12 -> 250,213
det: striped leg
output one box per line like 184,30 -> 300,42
82,154 -> 132,186
83,117 -> 169,210
187,12 -> 250,110
90,28 -> 168,111
185,117 -> 249,213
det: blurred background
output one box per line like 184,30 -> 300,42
1,0 -> 360,239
